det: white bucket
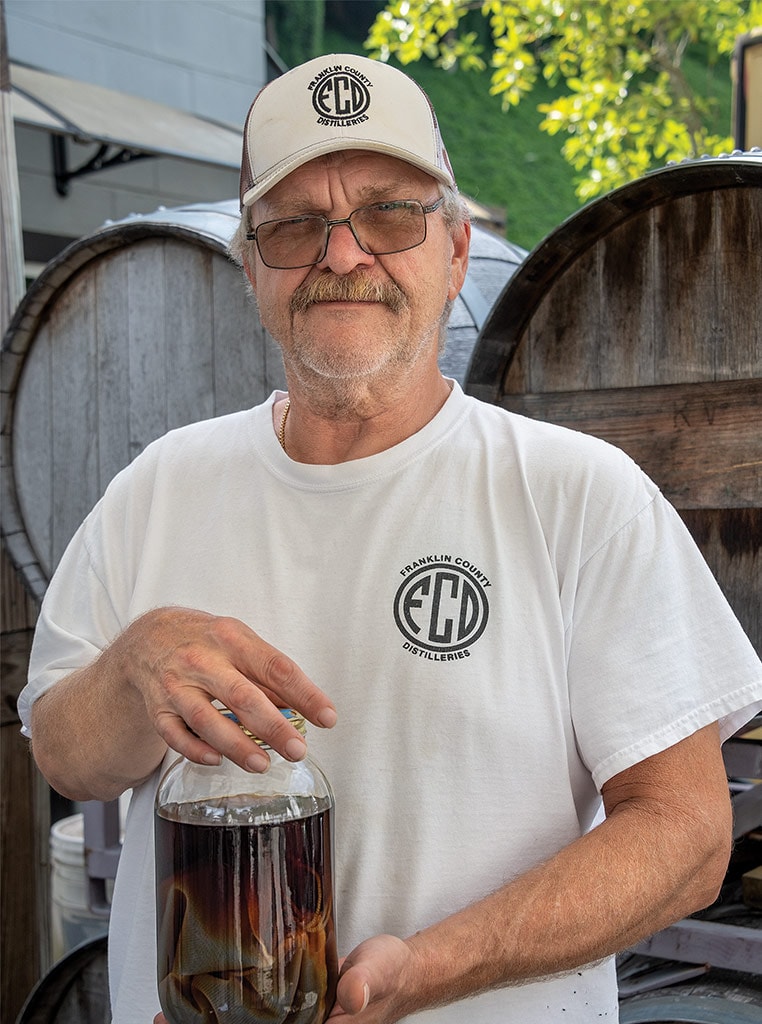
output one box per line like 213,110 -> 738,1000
49,814 -> 108,961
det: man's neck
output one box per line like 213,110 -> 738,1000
275,368 -> 453,464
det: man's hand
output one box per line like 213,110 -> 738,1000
123,607 -> 337,772
31,606 -> 336,800
327,935 -> 423,1022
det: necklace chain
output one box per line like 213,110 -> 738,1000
278,399 -> 290,453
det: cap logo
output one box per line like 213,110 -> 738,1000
309,65 -> 371,127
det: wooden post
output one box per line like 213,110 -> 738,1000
1,1 -> 51,1018
0,0 -> 24,320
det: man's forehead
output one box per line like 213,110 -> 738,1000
258,149 -> 438,211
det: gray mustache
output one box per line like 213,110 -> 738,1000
290,274 -> 407,314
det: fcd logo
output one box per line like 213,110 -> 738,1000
394,562 -> 489,653
312,70 -> 371,120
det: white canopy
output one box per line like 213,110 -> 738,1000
10,62 -> 242,169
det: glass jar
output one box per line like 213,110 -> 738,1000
155,708 -> 337,1024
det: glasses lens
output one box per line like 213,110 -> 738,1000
256,216 -> 326,269
352,201 -> 426,255
253,200 -> 432,268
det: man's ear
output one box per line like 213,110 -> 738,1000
448,219 -> 471,302
242,250 -> 257,294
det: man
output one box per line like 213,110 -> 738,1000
19,53 -> 762,1024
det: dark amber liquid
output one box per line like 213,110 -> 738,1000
155,803 -> 337,1024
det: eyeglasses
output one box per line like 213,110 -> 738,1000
246,197 -> 445,269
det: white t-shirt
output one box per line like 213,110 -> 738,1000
20,384 -> 762,1023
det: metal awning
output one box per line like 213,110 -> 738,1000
10,62 -> 242,170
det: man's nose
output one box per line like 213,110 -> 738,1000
317,221 -> 376,274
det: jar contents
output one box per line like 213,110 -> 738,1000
155,794 -> 337,1024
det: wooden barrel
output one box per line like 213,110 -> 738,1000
1,201 -> 525,602
466,153 -> 762,656
14,935 -> 109,1024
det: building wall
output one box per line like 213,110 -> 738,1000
6,0 -> 266,256
6,0 -> 266,125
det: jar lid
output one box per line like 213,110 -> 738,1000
218,706 -> 307,746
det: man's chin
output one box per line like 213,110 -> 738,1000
288,338 -> 409,384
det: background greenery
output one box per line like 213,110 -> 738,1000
265,0 -> 735,252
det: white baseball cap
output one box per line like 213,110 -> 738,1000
239,53 -> 457,209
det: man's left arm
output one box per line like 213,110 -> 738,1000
330,721 -> 733,1021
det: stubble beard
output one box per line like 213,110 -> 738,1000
283,272 -> 441,406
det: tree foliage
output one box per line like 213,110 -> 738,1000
366,0 -> 761,199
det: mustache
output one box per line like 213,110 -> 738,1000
289,273 -> 407,314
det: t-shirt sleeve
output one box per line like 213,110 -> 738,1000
568,490 -> 762,790
17,510 -> 124,739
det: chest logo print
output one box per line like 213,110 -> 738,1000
394,558 -> 490,659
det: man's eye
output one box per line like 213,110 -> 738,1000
271,217 -> 319,236
372,201 -> 411,213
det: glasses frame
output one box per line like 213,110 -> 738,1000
246,197 -> 445,270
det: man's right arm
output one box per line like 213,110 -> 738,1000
30,606 -> 337,802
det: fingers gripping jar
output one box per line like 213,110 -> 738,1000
155,708 -> 337,1024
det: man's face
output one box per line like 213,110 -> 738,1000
244,151 -> 469,390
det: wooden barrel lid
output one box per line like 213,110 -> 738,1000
1,202 -> 524,600
467,153 -> 762,653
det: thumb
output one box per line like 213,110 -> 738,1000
334,934 -> 411,1015
337,965 -> 372,1014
